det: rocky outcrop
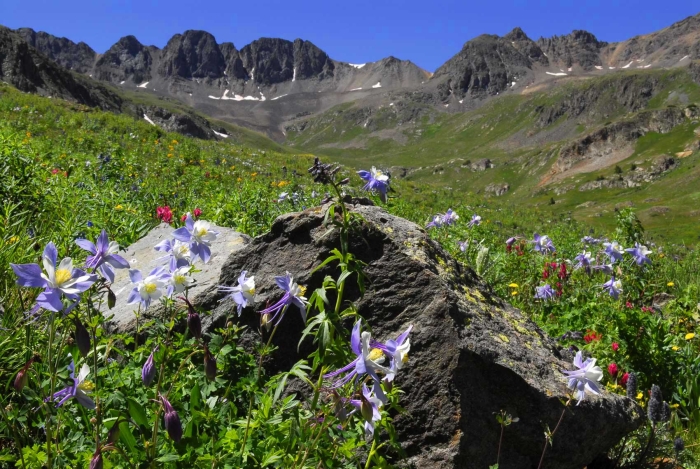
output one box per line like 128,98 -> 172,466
219,42 -> 247,80
0,26 -> 122,111
158,30 -> 226,79
16,27 -> 96,74
130,105 -> 219,139
485,182 -> 510,196
154,202 -> 643,469
94,35 -> 156,84
554,107 -> 688,174
536,30 -> 606,70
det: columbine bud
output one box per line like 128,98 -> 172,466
360,395 -> 374,423
142,350 -> 157,386
620,372 -> 630,387
14,369 -> 28,392
75,318 -> 91,358
90,417 -> 97,425
674,437 -> 685,453
626,372 -> 638,399
188,311 -> 201,340
648,385 -> 664,422
204,347 -> 217,381
261,313 -> 272,331
89,450 -> 103,469
160,394 -> 182,443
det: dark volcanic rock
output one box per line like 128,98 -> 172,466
432,32 -> 537,99
158,30 -> 225,79
239,38 -> 295,84
186,203 -> 642,469
16,28 -> 96,74
537,30 -> 606,70
293,38 -> 335,80
95,35 -> 157,83
219,42 -> 248,80
0,26 -> 122,111
132,105 -> 217,139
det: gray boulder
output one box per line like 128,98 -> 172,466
185,202 -> 643,469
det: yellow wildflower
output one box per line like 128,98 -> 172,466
114,204 -> 124,211
667,282 -> 674,287
26,132 -> 31,138
8,236 -> 19,244
508,283 -> 519,288
237,177 -> 243,182
171,139 -> 178,144
672,346 -> 679,351
167,154 -> 173,158
511,291 -> 518,296
685,333 -> 695,340
636,392 -> 643,400
278,181 -> 288,188
251,172 -> 258,177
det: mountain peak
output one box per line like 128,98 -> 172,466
15,27 -> 96,73
504,27 -> 530,41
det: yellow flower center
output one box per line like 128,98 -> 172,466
195,227 -> 208,237
402,353 -> 409,364
78,380 -> 95,392
368,348 -> 384,362
174,274 -> 187,285
55,269 -> 72,285
246,287 -> 256,296
144,283 -> 157,294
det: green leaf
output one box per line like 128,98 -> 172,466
190,382 -> 202,411
156,454 -> 181,462
273,374 -> 288,404
126,397 -> 148,427
118,421 -> 137,453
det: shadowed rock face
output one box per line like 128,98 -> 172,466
537,30 -> 606,70
173,202 -> 642,469
158,30 -> 226,79
16,27 -> 96,73
94,35 -> 156,83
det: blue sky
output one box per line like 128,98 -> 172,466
3,0 -> 698,71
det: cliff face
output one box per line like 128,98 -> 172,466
16,27 -> 96,73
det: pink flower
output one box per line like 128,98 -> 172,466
612,342 -> 619,352
608,363 -> 619,378
625,301 -> 633,309
620,372 -> 629,387
193,208 -> 202,218
156,206 -> 173,224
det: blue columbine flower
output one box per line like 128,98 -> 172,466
371,325 -> 412,383
582,236 -> 601,245
126,267 -> 170,308
574,251 -> 593,273
154,238 -> 192,271
443,209 -> 460,226
219,271 -> 256,316
324,320 -> 391,404
258,272 -> 308,325
602,276 -> 622,299
625,242 -> 652,266
160,394 -> 182,442
76,230 -> 130,283
349,383 -> 383,436
426,214 -> 443,229
562,351 -> 603,405
172,215 -> 219,264
467,214 -> 482,228
11,242 -> 97,313
357,167 -> 390,203
458,240 -> 468,252
47,358 -> 95,409
532,233 -> 556,254
535,284 -> 556,301
603,241 -> 625,263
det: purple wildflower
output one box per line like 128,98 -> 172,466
603,276 -> 623,300
603,241 -> 625,263
172,215 -> 219,263
323,320 -> 391,403
532,233 -> 556,254
426,214 -> 443,229
562,351 -> 603,404
582,236 -> 601,245
592,263 -> 614,275
142,349 -> 157,386
357,167 -> 390,203
258,272 -> 308,325
76,230 -> 130,283
371,325 -> 412,382
535,284 -> 556,301
574,251 -> 593,273
458,240 -> 468,252
160,394 -> 182,442
468,214 -> 482,228
154,238 -> 192,271
443,209 -> 460,226
47,358 -> 95,409
219,270 -> 256,316
11,242 -> 97,313
625,242 -> 652,266
126,267 -> 170,309
348,383 -> 383,436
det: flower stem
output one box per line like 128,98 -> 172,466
45,314 -> 56,469
364,437 -> 378,469
537,396 -> 572,469
497,423 -> 504,466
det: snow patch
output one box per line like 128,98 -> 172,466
120,80 -> 125,84
208,93 -> 266,102
143,114 -> 156,126
250,68 -> 255,81
608,66 -> 616,69
459,99 -> 463,104
644,64 -> 652,68
292,67 -> 296,82
271,94 -> 288,101
622,61 -> 633,69
594,66 -> 603,70
444,104 -> 449,108
372,82 -> 382,88
389,103 -> 394,106
349,63 -> 366,69
680,55 -> 690,62
511,81 -> 516,87
213,130 -> 229,138
137,82 -> 149,88
567,67 -> 572,72
350,87 -> 363,91
546,72 -> 568,76
543,53 -> 548,57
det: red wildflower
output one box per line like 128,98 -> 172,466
156,206 -> 173,224
51,168 -> 60,175
625,301 -> 633,309
506,245 -> 512,253
558,263 -> 567,280
515,245 -> 524,256
584,330 -> 602,344
193,208 -> 202,218
612,342 -> 619,352
181,213 -> 188,222
620,372 -> 629,386
556,282 -> 563,296
608,363 -> 619,378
